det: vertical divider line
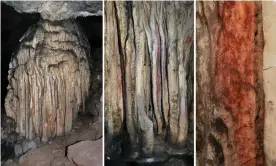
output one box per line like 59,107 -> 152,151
102,1 -> 105,166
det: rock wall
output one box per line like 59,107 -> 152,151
196,2 -> 264,166
105,1 -> 194,155
4,19 -> 91,142
4,1 -> 102,21
263,2 -> 276,166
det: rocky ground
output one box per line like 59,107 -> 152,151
2,114 -> 102,166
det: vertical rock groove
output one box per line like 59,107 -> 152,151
105,1 -> 194,155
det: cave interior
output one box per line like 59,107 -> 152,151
1,2 -> 102,162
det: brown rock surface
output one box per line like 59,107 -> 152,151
67,139 -> 102,166
16,118 -> 101,166
196,2 -> 264,166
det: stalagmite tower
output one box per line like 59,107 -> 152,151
4,1 -> 102,141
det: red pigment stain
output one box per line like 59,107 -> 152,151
185,36 -> 192,44
216,2 -> 257,165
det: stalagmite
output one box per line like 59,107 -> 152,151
177,4 -> 193,144
196,2 -> 264,165
149,2 -> 163,135
263,2 -> 276,166
104,2 -> 124,134
5,19 -> 91,141
105,1 -> 194,156
133,2 -> 154,155
4,1 -> 102,141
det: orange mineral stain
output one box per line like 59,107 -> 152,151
216,2 -> 257,165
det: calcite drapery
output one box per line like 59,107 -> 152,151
105,1 -> 194,155
5,19 -> 91,142
196,2 -> 264,166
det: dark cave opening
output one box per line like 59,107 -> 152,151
1,2 -> 102,163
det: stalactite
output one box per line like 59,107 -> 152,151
196,2 -> 264,166
105,1 -> 194,156
5,19 -> 91,141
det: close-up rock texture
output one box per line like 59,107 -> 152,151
197,1 -> 276,166
105,1 -> 194,165
1,1 -> 102,165
263,2 -> 276,166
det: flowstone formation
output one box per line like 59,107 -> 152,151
4,1 -> 102,142
105,1 -> 194,160
196,2 -> 276,166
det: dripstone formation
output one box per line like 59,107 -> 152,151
4,1 -> 102,142
105,1 -> 194,156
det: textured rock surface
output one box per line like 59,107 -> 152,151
105,1 -> 194,157
263,2 -> 276,166
4,19 -> 91,142
1,114 -> 16,140
50,156 -> 75,166
16,117 -> 100,166
67,140 -> 102,166
196,2 -> 264,166
4,1 -> 102,21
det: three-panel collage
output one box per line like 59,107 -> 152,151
1,1 -> 275,166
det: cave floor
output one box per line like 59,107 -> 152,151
105,127 -> 194,166
2,114 -> 102,166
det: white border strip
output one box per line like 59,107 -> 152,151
102,1 -> 105,166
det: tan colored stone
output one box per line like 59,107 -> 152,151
263,2 -> 276,165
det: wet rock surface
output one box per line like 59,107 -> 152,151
105,130 -> 193,166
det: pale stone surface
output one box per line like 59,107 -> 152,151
67,139 -> 102,166
105,1 -> 194,156
4,1 -> 102,21
263,2 -> 276,165
4,19 -> 91,141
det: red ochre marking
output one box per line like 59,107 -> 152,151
185,36 -> 193,44
216,2 -> 257,165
